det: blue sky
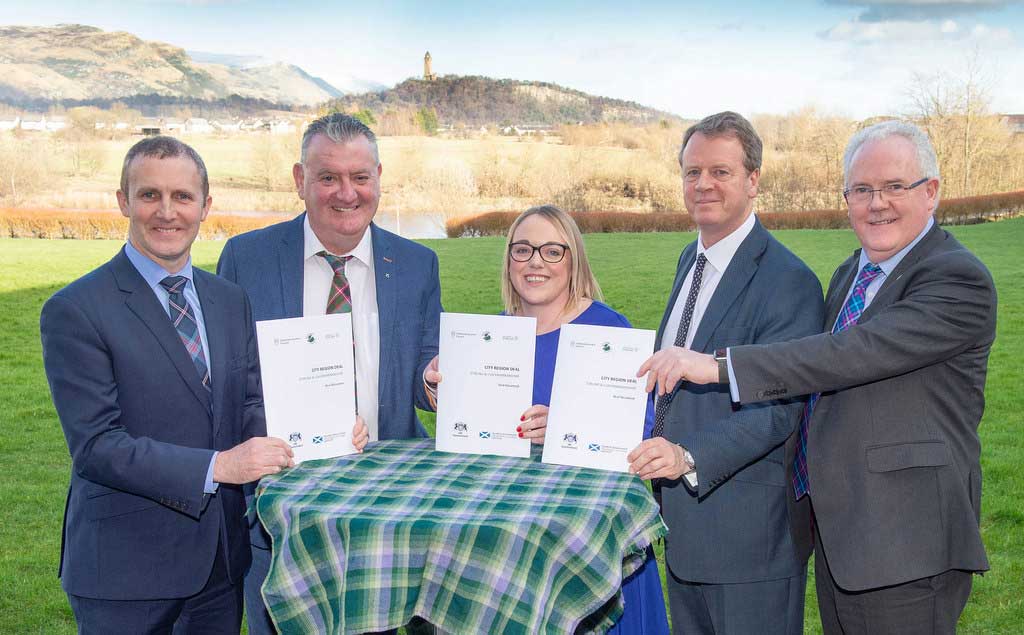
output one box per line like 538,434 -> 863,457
6,0 -> 1024,119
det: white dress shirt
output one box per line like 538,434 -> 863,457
661,211 -> 757,487
302,219 -> 382,441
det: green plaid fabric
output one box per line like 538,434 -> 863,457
256,439 -> 667,634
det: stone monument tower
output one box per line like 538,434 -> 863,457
423,51 -> 436,81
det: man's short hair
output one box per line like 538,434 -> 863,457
119,136 -> 209,200
679,111 -> 762,174
300,113 -> 379,164
843,120 -> 940,188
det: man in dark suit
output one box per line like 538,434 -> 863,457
217,113 -> 442,635
40,136 -> 299,633
627,112 -> 823,634
643,120 -> 996,634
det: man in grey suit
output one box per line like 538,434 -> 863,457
644,120 -> 996,634
627,111 -> 824,634
217,113 -> 442,635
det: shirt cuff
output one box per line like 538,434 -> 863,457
682,447 -> 698,488
726,348 -> 740,403
204,451 -> 219,494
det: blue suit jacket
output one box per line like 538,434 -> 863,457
656,218 -> 824,584
40,248 -> 264,600
218,215 -> 441,439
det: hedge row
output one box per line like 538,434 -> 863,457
445,190 -> 1024,237
0,209 -> 291,240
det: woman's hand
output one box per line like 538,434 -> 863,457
352,416 -> 369,452
518,404 -> 548,444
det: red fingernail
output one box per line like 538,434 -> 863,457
516,426 -> 522,432
520,415 -> 525,422
518,432 -> 523,438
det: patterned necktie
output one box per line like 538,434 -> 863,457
319,251 -> 354,314
159,276 -> 211,392
652,253 -> 708,438
792,262 -> 883,498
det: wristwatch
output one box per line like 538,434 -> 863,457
681,447 -> 696,475
714,348 -> 729,384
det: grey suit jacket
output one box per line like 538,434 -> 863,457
730,223 -> 996,591
657,218 -> 824,583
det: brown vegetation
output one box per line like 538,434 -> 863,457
0,208 -> 290,239
445,190 -> 1024,237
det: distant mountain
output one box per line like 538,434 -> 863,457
331,75 -> 680,126
0,24 -> 370,106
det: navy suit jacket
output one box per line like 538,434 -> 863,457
656,218 -> 824,584
40,248 -> 265,600
217,215 -> 441,438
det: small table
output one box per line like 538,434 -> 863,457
257,439 -> 666,634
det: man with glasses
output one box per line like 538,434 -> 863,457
639,120 -> 996,634
627,111 -> 824,634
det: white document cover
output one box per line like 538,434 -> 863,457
256,313 -> 357,463
436,313 -> 535,458
542,323 -> 656,472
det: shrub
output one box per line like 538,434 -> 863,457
0,209 -> 292,240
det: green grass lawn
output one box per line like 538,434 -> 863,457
1,219 -> 1020,633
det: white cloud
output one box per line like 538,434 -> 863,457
824,1 -> 1017,22
822,17 -> 1012,42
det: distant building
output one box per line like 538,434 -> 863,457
44,116 -> 67,132
185,117 -> 213,134
0,116 -> 20,131
424,51 -> 436,81
1000,114 -> 1024,134
19,115 -> 46,132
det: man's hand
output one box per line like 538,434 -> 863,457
518,405 -> 548,444
628,438 -> 689,481
424,354 -> 441,386
637,346 -> 719,395
214,437 -> 294,484
352,415 -> 369,452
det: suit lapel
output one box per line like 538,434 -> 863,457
194,270 -> 226,437
279,213 -> 305,318
860,222 -> 945,321
371,224 -> 397,404
824,256 -> 858,330
655,244 -> 697,350
689,220 -> 768,354
112,250 -> 212,414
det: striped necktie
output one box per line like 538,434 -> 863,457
792,262 -> 883,498
159,276 -> 211,392
652,253 -> 708,438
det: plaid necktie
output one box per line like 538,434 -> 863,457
319,251 -> 353,314
652,253 -> 708,438
159,276 -> 211,392
792,262 -> 883,498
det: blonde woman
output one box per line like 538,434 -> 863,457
427,205 -> 667,634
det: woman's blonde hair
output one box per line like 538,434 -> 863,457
501,205 -> 603,316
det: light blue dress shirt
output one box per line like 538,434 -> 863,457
124,241 -> 219,493
727,217 -> 935,402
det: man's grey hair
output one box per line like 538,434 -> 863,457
300,113 -> 379,164
120,135 -> 209,200
679,111 -> 762,174
843,120 -> 940,189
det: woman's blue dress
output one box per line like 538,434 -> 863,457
531,301 -> 669,635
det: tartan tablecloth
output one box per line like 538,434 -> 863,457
256,439 -> 667,634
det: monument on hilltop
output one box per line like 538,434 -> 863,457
423,51 -> 436,81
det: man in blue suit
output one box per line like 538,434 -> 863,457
218,113 -> 442,634
41,136 -> 299,633
629,112 -> 824,634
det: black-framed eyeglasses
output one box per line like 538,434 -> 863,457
508,241 -> 570,263
843,177 -> 929,205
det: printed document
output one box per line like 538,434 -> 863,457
256,313 -> 357,463
543,323 -> 655,472
436,313 -> 535,458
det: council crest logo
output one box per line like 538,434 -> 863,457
287,432 -> 303,446
453,422 -> 468,437
561,433 -> 578,449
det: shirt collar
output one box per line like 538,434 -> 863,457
858,216 -> 935,276
697,211 -> 757,273
303,216 -> 373,266
124,239 -> 194,290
